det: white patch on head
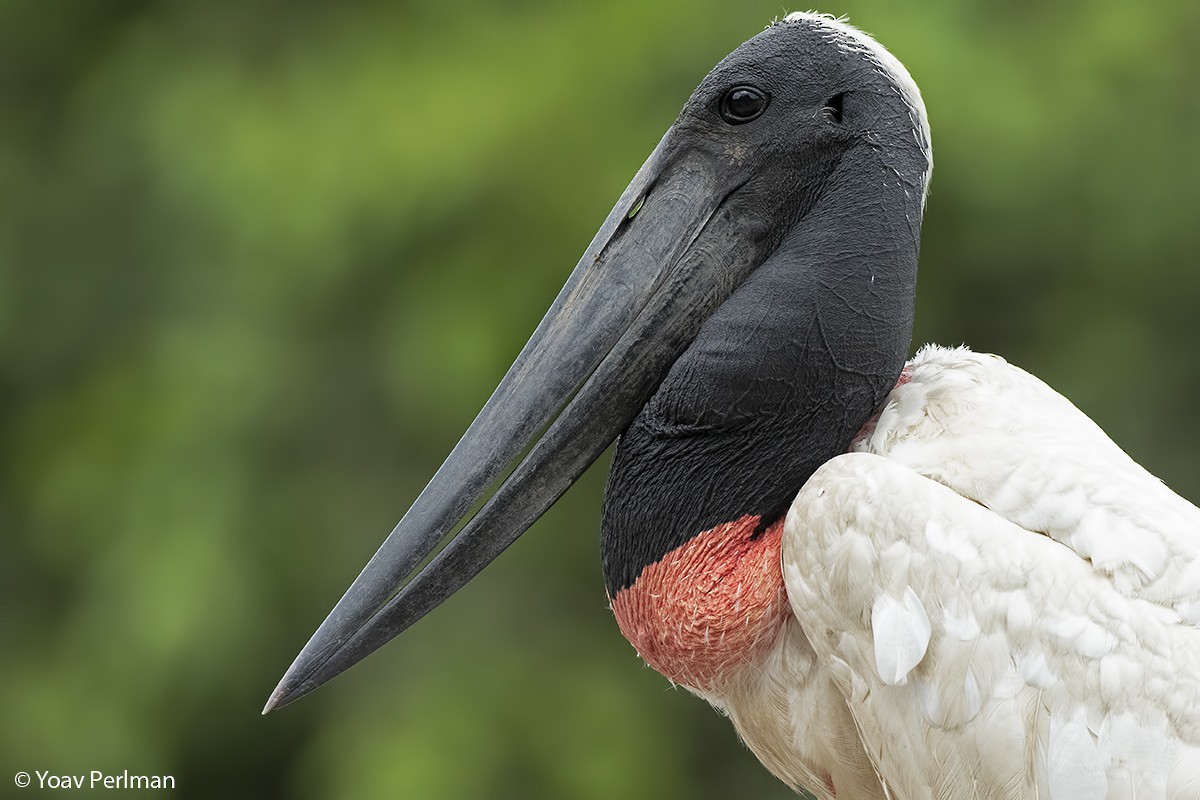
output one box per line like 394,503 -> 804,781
777,12 -> 933,203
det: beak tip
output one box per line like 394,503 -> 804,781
262,659 -> 316,715
262,678 -> 293,715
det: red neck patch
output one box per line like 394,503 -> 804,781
608,515 -> 789,693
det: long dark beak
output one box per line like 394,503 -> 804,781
264,132 -> 770,713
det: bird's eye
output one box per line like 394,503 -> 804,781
821,93 -> 845,123
720,85 -> 769,124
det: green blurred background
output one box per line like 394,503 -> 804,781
3,1 -> 1198,798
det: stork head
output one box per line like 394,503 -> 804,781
266,13 -> 931,711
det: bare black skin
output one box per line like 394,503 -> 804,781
266,17 -> 927,712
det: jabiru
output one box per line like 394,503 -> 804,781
266,13 -> 1200,797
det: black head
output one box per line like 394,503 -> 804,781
266,13 -> 932,711
658,13 -> 931,240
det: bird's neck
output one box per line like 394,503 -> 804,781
601,144 -> 922,607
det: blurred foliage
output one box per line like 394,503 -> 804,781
2,1 -> 1197,798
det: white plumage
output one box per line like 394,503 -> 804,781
714,345 -> 1200,798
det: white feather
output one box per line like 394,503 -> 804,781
1047,710 -> 1107,799
871,588 -> 931,686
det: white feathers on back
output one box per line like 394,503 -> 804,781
858,345 -> 1200,626
761,345 -> 1200,799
